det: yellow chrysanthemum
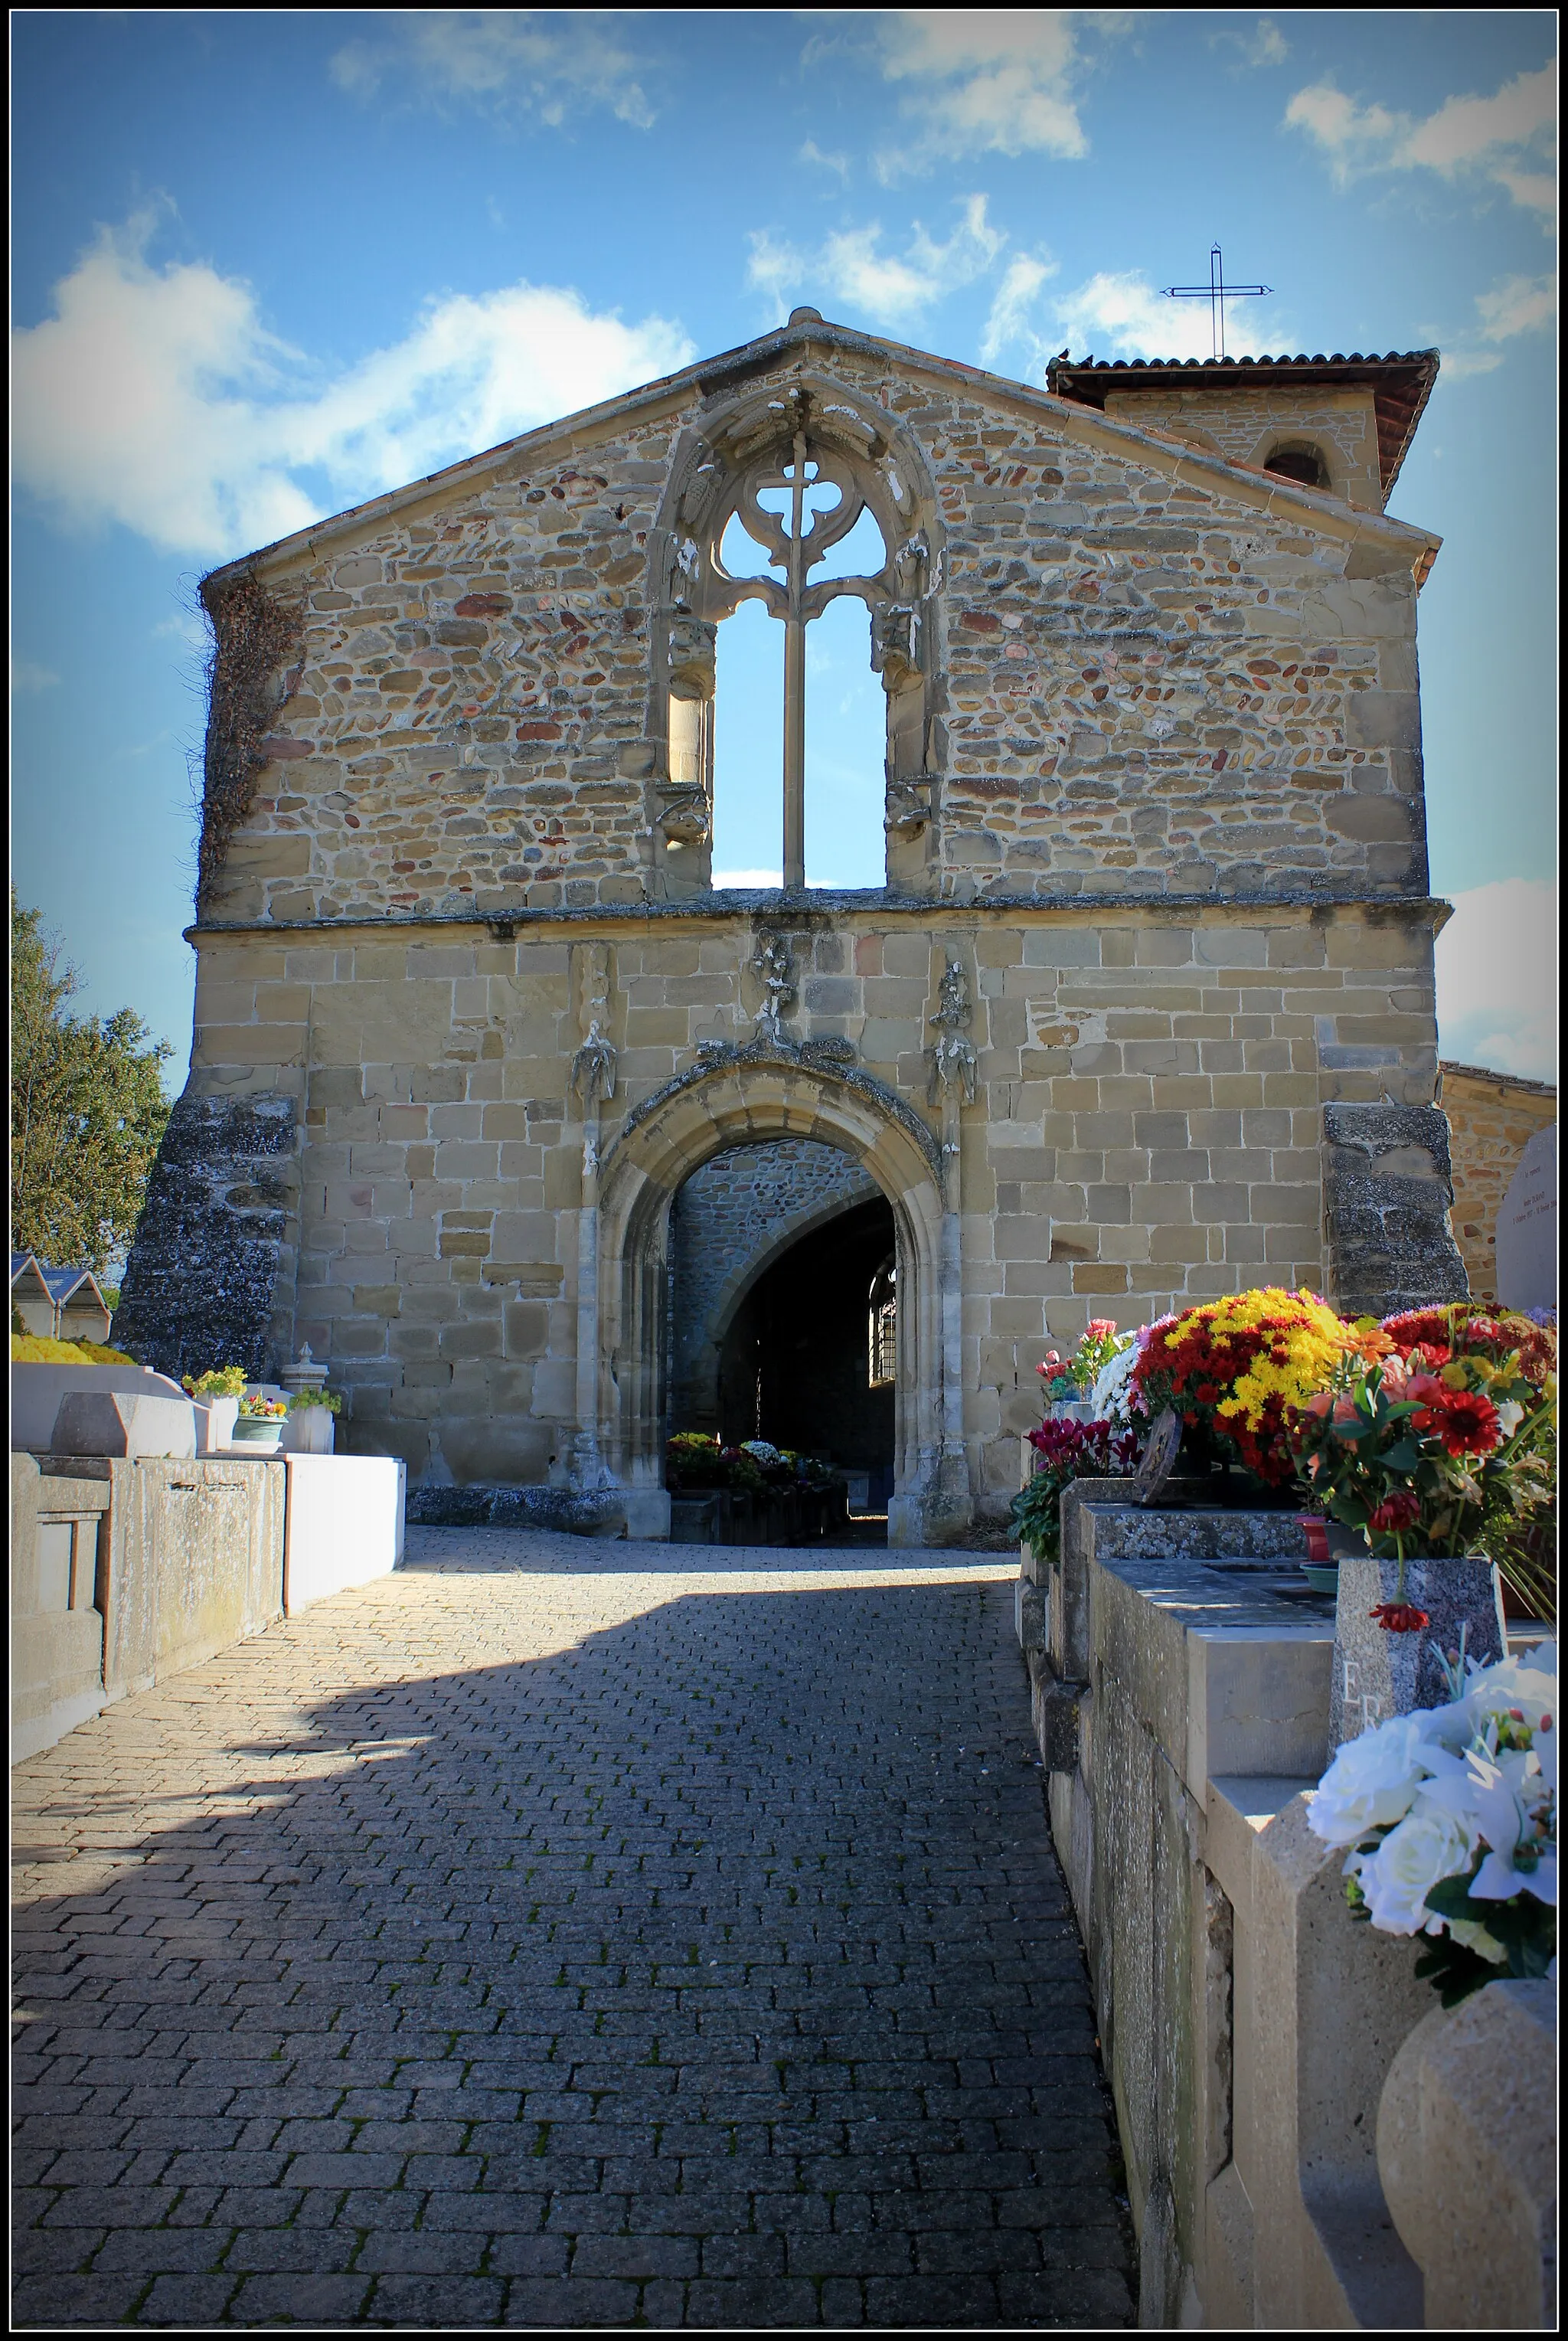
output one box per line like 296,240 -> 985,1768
11,1334 -> 136,1365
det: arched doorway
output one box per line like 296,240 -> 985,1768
594,1052 -> 967,1547
717,1198 -> 897,1513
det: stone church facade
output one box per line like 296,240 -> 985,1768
116,315 -> 1465,1541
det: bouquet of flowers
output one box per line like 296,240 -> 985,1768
1307,1640 -> 1557,2003
1037,1319 -> 1132,1404
1132,1287 -> 1354,1488
1011,1415 -> 1141,1567
1088,1327 -> 1158,1426
665,1434 -> 764,1492
237,1394 -> 289,1420
1291,1304 -> 1557,1624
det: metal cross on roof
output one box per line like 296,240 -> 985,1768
1162,244 -> 1271,361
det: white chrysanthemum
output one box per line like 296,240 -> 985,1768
1089,1342 -> 1140,1424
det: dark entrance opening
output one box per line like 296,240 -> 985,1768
718,1195 -> 897,1512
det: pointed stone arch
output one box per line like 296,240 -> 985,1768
595,1050 -> 969,1546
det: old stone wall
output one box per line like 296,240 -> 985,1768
1102,384 -> 1383,508
1439,1061 -> 1557,1303
114,1092 -> 299,1383
204,325 -> 1435,922
154,897 -> 1448,1512
668,1139 -> 877,1433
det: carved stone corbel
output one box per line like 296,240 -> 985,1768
885,776 -> 935,837
871,602 -> 921,688
667,616 -> 717,697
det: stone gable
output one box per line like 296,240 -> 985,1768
200,321 -> 1439,925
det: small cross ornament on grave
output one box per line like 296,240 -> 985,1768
1162,244 -> 1271,360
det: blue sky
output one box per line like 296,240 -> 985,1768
11,10 -> 1558,1081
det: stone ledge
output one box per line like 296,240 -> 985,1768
184,891 -> 1458,940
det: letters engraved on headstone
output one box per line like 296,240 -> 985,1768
1495,1122 -> 1557,1313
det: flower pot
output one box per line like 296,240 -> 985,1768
283,1408 -> 335,1455
1328,1552 -> 1508,1751
232,1415 -> 284,1451
200,1396 -> 240,1452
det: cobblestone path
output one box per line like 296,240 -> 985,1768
13,1532 -> 1133,2329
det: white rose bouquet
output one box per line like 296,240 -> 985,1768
1307,1642 -> 1557,2004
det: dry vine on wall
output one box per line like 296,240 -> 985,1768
196,571 -> 305,912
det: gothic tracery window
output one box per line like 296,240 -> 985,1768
652,384 -> 941,897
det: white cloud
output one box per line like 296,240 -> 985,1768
981,253 -> 1058,366
1436,880 -> 1557,1083
1436,348 -> 1504,381
1476,271 -> 1558,338
869,11 -> 1129,175
799,139 -> 850,180
12,210 -> 694,561
11,656 -> 60,694
1213,16 -> 1289,70
1434,270 -> 1556,383
747,195 -> 1004,331
330,11 -> 655,129
1285,60 -> 1558,221
1400,64 -> 1557,171
1494,169 -> 1558,218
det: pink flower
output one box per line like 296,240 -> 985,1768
1331,1397 -> 1361,1427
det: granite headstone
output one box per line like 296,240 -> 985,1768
1328,1552 -> 1508,1751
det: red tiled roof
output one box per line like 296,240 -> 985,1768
1044,350 -> 1440,498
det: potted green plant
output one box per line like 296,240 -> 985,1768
181,1364 -> 247,1450
284,1387 -> 342,1454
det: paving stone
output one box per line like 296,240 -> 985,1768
10,1531 -> 1132,2326
225,2272 -> 374,2325
11,2272 -> 153,2325
135,2274 -> 243,2324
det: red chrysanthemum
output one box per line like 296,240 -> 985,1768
1413,1387 -> 1501,1457
1368,1490 -> 1421,1532
1370,1603 -> 1430,1633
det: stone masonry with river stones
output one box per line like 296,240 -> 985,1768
113,316 -> 1468,1538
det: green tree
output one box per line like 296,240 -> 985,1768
11,891 -> 173,1274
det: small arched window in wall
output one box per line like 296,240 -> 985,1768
649,382 -> 945,899
868,1254 -> 897,1389
1262,440 -> 1332,492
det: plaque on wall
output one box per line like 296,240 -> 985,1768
1132,1408 -> 1182,1506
